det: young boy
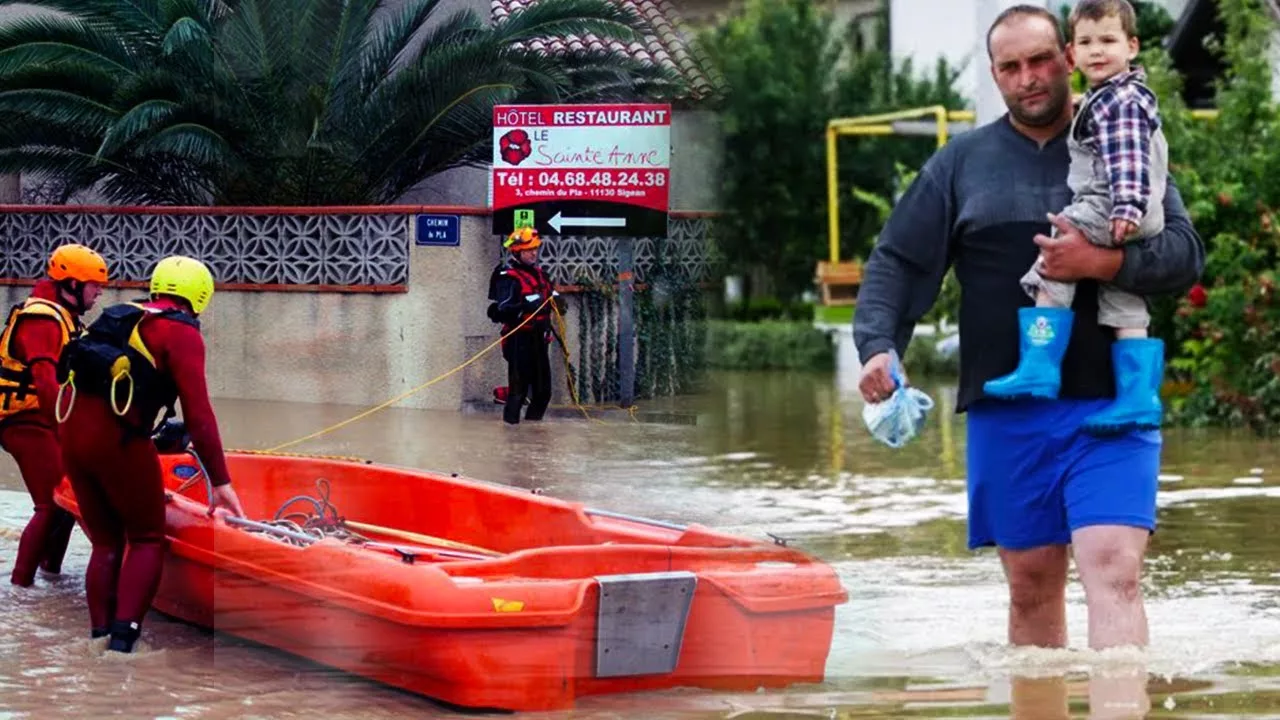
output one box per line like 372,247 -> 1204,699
983,0 -> 1169,435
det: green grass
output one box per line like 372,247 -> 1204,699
814,304 -> 854,325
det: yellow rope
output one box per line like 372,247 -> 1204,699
263,297 -> 555,453
230,448 -> 369,463
549,301 -> 638,424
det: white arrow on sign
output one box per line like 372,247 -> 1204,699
548,211 -> 627,233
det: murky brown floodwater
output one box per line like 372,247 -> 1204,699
4,359 -> 1280,719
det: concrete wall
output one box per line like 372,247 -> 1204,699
0,214 -> 533,412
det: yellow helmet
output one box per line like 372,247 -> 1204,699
149,255 -> 215,314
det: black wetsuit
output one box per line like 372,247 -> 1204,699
488,259 -> 556,424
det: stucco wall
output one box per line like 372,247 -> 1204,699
0,214 -> 507,411
0,210 -> 711,412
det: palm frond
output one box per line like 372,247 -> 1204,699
160,16 -> 212,59
0,88 -> 117,134
355,0 -> 450,97
0,15 -> 138,77
134,121 -> 236,168
97,98 -> 180,158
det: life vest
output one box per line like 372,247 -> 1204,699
0,297 -> 77,421
56,301 -> 200,435
494,262 -> 554,334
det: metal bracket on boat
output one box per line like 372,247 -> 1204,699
593,571 -> 696,678
584,508 -> 687,533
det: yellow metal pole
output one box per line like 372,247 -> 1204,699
821,106 -> 974,302
826,125 -> 839,264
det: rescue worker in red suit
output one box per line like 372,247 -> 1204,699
56,255 -> 245,652
486,227 -> 565,425
0,244 -> 108,587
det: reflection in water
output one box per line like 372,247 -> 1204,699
1,368 -> 1280,717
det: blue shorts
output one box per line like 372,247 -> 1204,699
965,397 -> 1161,550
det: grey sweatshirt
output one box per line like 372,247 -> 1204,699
852,114 -> 1205,412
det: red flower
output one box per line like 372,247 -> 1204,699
1188,283 -> 1208,308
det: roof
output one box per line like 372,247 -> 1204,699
491,0 -> 720,105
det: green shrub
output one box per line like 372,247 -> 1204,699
696,0 -> 966,302
719,296 -> 815,323
706,321 -> 835,371
902,336 -> 959,379
1143,0 -> 1280,434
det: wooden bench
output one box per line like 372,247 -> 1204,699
815,260 -> 863,306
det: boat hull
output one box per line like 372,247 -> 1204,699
53,451 -> 846,711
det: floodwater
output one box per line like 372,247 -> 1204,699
4,351 -> 1280,718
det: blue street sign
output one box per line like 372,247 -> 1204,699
415,214 -> 461,246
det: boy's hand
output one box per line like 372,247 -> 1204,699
1110,219 -> 1138,244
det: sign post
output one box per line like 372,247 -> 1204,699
491,103 -> 672,408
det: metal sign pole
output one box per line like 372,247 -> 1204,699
617,237 -> 636,407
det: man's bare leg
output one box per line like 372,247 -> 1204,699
1071,525 -> 1150,649
1011,675 -> 1070,720
999,544 -> 1070,646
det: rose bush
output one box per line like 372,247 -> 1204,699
1146,0 -> 1280,434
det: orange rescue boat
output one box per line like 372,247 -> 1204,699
52,450 -> 847,712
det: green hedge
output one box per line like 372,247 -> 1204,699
706,321 -> 835,371
902,336 -> 959,379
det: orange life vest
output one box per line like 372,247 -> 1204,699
497,263 -> 555,334
0,298 -> 77,420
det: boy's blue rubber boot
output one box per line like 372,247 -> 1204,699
983,307 -> 1075,400
1082,338 -> 1165,435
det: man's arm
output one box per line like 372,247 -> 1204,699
853,164 -> 955,364
1110,177 -> 1205,296
12,317 -> 64,426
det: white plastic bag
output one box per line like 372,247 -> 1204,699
861,349 -> 935,449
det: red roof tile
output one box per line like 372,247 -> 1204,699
491,0 -> 720,104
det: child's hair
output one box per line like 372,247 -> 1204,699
1069,0 -> 1138,38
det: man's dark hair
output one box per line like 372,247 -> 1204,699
1069,0 -> 1138,38
986,4 -> 1068,58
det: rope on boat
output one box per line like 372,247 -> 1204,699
175,452 -> 492,560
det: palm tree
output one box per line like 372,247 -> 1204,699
0,0 -> 683,205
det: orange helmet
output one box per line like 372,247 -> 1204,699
504,226 -> 541,252
48,244 -> 108,284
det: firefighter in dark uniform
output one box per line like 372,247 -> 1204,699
487,227 -> 564,425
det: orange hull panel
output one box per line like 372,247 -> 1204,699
53,451 -> 847,711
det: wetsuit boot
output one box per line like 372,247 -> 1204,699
1081,338 -> 1165,435
39,509 -> 76,575
983,307 -> 1075,400
106,620 -> 141,653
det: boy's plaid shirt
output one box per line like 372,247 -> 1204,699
1078,67 -> 1162,225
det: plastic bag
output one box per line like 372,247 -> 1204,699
861,349 -> 935,449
